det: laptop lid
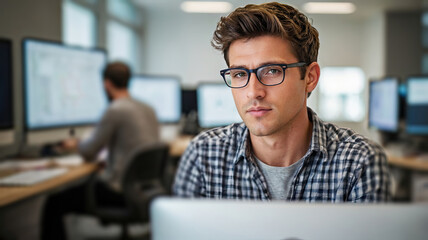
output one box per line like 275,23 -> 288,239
150,198 -> 428,240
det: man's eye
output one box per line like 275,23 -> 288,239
231,71 -> 247,78
264,67 -> 282,76
268,69 -> 279,74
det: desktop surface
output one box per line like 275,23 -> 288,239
0,161 -> 98,207
151,198 -> 428,240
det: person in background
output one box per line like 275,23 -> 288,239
173,2 -> 391,202
41,61 -> 160,239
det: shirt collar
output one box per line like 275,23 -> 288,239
234,108 -> 328,165
307,107 -> 329,158
233,123 -> 248,164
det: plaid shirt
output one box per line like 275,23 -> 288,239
173,108 -> 391,202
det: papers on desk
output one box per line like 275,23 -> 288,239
0,158 -> 51,171
0,167 -> 69,186
0,154 -> 84,171
53,154 -> 84,166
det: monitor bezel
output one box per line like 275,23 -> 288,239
367,76 -> 400,133
21,37 -> 108,131
0,37 -> 14,130
405,75 -> 428,135
130,74 -> 182,124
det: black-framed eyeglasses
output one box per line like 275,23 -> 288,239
220,62 -> 306,88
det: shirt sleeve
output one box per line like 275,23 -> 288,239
172,140 -> 205,197
78,108 -> 117,161
349,147 -> 392,202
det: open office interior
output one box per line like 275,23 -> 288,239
1,0 -> 428,239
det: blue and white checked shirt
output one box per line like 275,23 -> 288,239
173,108 -> 391,202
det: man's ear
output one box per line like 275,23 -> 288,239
305,62 -> 320,94
104,79 -> 112,89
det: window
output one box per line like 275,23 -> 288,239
422,12 -> 428,48
107,0 -> 140,25
422,12 -> 428,73
423,54 -> 428,74
107,21 -> 140,71
62,0 -> 142,71
62,0 -> 96,48
318,67 -> 365,122
106,0 -> 141,71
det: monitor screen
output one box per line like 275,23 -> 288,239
22,38 -> 108,130
368,77 -> 400,132
406,76 -> 428,135
197,83 -> 242,128
0,38 -> 14,147
129,75 -> 181,123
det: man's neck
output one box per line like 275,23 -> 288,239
250,109 -> 313,167
111,90 -> 130,100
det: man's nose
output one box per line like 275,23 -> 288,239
246,73 -> 266,99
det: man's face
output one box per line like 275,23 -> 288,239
228,35 -> 310,137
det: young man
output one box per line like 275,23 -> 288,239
41,62 -> 160,239
173,2 -> 391,202
61,61 -> 160,191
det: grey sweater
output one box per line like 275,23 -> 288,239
79,97 -> 160,191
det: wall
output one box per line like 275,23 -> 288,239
142,9 -> 234,87
386,10 -> 423,78
0,0 -> 62,158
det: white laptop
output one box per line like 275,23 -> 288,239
150,198 -> 428,240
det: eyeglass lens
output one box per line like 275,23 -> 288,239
224,65 -> 285,88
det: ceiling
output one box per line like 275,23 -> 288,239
133,0 -> 424,17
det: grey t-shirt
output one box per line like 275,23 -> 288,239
255,156 -> 304,200
79,97 -> 160,191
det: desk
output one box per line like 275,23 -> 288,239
387,155 -> 428,172
169,135 -> 193,157
387,154 -> 428,202
0,136 -> 192,208
0,163 -> 99,208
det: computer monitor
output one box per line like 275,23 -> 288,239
368,77 -> 400,132
181,89 -> 197,116
22,38 -> 107,144
0,38 -> 14,146
151,198 -> 428,240
406,76 -> 428,135
197,83 -> 242,128
129,75 -> 181,123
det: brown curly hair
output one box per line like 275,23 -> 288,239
211,2 -> 319,79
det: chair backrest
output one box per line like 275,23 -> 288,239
121,143 -> 170,221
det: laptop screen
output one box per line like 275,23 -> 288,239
150,198 -> 428,240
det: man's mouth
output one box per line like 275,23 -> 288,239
247,107 -> 272,117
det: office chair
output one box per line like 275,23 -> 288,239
85,143 -> 170,240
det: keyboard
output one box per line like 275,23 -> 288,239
0,168 -> 69,186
